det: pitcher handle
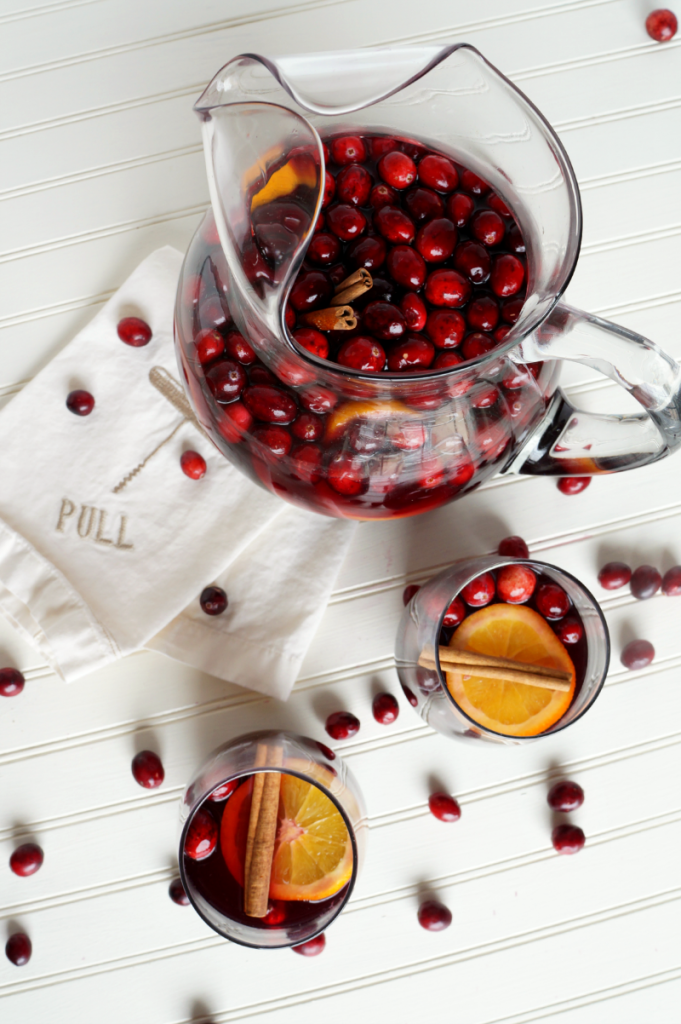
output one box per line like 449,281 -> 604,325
507,302 -> 681,476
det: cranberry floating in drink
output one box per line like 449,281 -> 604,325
179,732 -> 367,948
175,46 -> 681,521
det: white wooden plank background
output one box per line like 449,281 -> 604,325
1,1 -> 681,1021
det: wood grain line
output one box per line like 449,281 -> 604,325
556,95 -> 681,133
0,0 -> 102,27
511,38 -> 681,82
582,222 -> 681,256
0,291 -> 113,331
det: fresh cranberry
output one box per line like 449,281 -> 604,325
195,329 -> 225,364
646,8 -> 677,40
416,218 -> 457,263
466,295 -> 499,332
264,901 -> 287,926
306,231 -> 341,266
117,316 -> 152,347
433,350 -> 464,369
403,583 -> 421,605
400,292 -> 427,331
363,301 -> 407,340
242,243 -> 274,287
506,222 -> 526,253
291,412 -> 323,442
325,710 -> 360,740
10,843 -> 44,877
554,617 -> 583,645
501,297 -> 525,324
337,336 -> 385,372
490,254 -> 525,297
347,235 -> 387,271
293,328 -> 329,360
378,150 -> 417,189
535,583 -> 570,619
557,476 -> 591,495
253,425 -> 293,458
418,154 -> 458,192
327,452 -> 367,496
217,399 -> 253,443
470,383 -> 500,409
447,192 -> 475,227
5,933 -> 31,966
370,137 -> 399,159
470,209 -> 505,246
249,365 -> 277,386
208,779 -> 238,802
418,900 -> 452,931
387,245 -> 427,289
184,806 -> 218,861
547,781 -> 584,812
461,572 -> 495,607
299,385 -> 337,415
387,335 -> 435,371
424,269 -> 471,308
372,692 -> 399,724
662,566 -> 681,595
442,596 -> 465,627
289,271 -> 333,312
496,564 -> 536,604
621,639 -> 655,670
0,667 -> 25,697
630,564 -> 662,599
292,933 -> 326,956
131,750 -> 165,789
453,241 -> 491,284
461,332 -> 495,361
552,824 -> 585,854
66,389 -> 95,416
404,187 -> 444,222
487,192 -> 511,217
498,535 -> 529,559
206,360 -> 246,403
426,309 -> 466,348
330,135 -> 366,165
336,164 -> 372,206
242,385 -> 297,424
428,793 -> 461,822
326,203 -> 366,242
369,183 -> 397,210
169,878 -> 190,905
291,443 -> 323,482
321,171 -> 336,208
494,325 -> 512,343
597,562 -> 632,590
180,450 -> 206,480
200,585 -> 228,615
460,169 -> 489,195
374,205 -> 416,244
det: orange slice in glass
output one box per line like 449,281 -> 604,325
221,773 -> 353,902
445,603 -> 576,737
324,400 -> 416,443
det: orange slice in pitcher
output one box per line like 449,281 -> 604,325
221,773 -> 353,902
325,399 -> 416,443
445,603 -> 576,737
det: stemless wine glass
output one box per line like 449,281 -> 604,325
395,556 -> 609,745
178,730 -> 367,949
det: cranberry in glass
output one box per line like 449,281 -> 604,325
426,309 -> 466,349
184,807 -> 218,861
200,585 -> 228,615
336,163 -> 372,206
467,295 -> 499,332
387,245 -> 427,289
662,566 -> 681,595
535,583 -> 570,620
646,8 -> 677,40
488,192 -> 511,217
442,596 -> 465,627
291,412 -> 323,442
327,452 -> 366,496
490,253 -> 525,297
554,617 -> 583,645
293,328 -> 329,360
5,933 -> 31,966
321,171 -> 336,208
306,231 -> 341,266
557,476 -> 591,496
461,572 -> 496,607
621,638 -> 655,670
372,692 -> 399,725
470,209 -> 505,246
433,350 -> 464,369
208,779 -> 238,802
10,843 -> 43,877
497,564 -> 536,604
325,711 -> 360,741
552,824 -> 585,854
498,535 -> 529,559
131,750 -> 165,789
169,878 -> 190,906
195,329 -> 225,365
404,186 -> 444,223
347,235 -> 386,271
374,205 -> 416,244
378,150 -> 417,189
630,564 -> 662,600
206,360 -> 246,403
447,192 -> 475,227
416,218 -> 457,263
290,271 -> 332,312
400,292 -> 428,331
403,584 -> 421,605
180,450 -> 206,480
326,203 -> 367,241
117,316 -> 152,347
453,240 -> 491,284
425,269 -> 471,308
461,333 -> 495,361
242,385 -> 297,424
428,793 -> 461,822
461,168 -> 489,195
66,389 -> 94,416
292,933 -> 326,956
0,667 -> 25,697
597,561 -> 632,590
369,182 -> 397,210
548,780 -> 584,812
418,153 -> 458,192
387,335 -> 435,371
418,900 -> 452,931
363,301 -> 406,341
224,330 -> 256,366
331,135 -> 366,165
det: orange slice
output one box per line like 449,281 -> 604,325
324,399 -> 416,443
445,603 -> 576,737
250,155 -> 318,211
221,773 -> 353,902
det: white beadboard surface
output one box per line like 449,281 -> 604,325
2,1 -> 681,1021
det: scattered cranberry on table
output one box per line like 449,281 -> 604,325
535,582 -> 570,620
551,824 -> 585,855
428,792 -> 461,823
131,750 -> 165,789
169,878 -> 190,906
372,692 -> 399,725
597,561 -> 632,590
9,843 -> 43,877
200,585 -> 228,615
66,389 -> 95,416
0,667 -> 25,697
180,450 -> 207,480
547,781 -> 584,813
496,564 -> 536,604
418,899 -> 452,931
646,8 -> 678,41
630,564 -> 662,600
292,933 -> 326,956
620,638 -> 655,670
117,316 -> 152,347
403,583 -> 421,606
662,565 -> 681,596
183,807 -> 218,861
5,933 -> 31,966
557,476 -> 591,495
498,535 -> 529,559
325,711 -> 360,741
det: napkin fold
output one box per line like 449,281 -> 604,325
0,246 -> 355,698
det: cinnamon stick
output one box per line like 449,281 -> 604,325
417,650 -> 571,692
334,268 -> 372,294
436,647 -> 572,681
244,746 -> 282,919
299,305 -> 357,331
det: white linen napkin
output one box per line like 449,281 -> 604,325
0,246 -> 355,698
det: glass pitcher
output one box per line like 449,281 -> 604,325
174,44 -> 681,521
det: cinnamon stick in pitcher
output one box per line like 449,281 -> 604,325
299,305 -> 357,331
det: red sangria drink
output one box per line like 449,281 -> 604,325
179,732 -> 367,948
395,558 -> 609,745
